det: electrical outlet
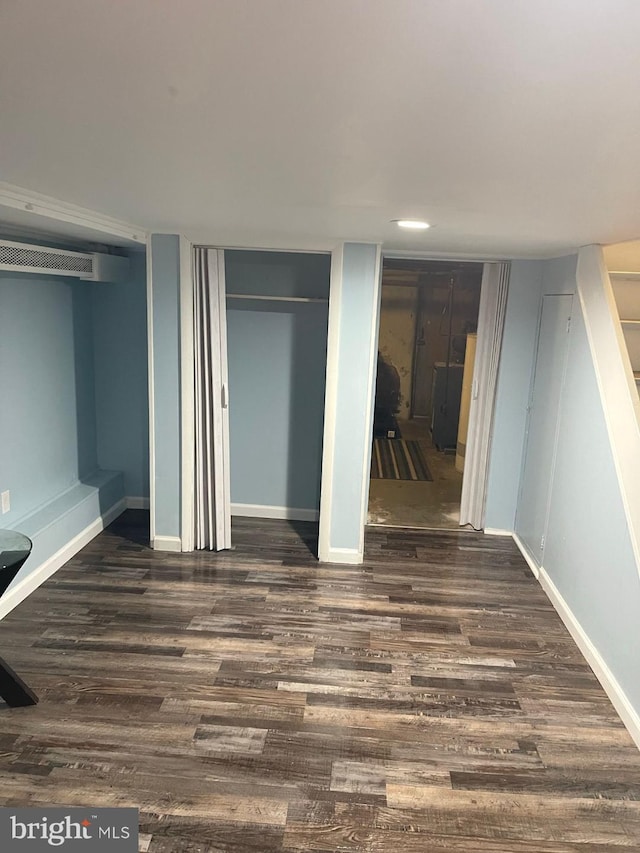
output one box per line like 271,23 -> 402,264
1,490 -> 10,514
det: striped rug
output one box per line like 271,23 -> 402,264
371,439 -> 433,482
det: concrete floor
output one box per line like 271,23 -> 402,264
367,418 -> 464,529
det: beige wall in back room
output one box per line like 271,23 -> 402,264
378,284 -> 418,420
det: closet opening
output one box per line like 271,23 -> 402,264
368,258 -> 483,529
224,250 -> 331,555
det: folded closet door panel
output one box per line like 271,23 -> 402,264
193,247 -> 231,550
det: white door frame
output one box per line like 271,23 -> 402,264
353,251 -> 509,537
179,236 -> 195,551
146,239 -> 156,545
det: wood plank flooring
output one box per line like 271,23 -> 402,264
0,510 -> 639,851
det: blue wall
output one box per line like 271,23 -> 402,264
489,252 -> 640,724
226,251 -> 330,513
486,257 -> 579,531
543,300 -> 640,711
0,266 -> 126,602
149,235 -> 182,540
92,249 -> 149,499
0,272 -> 98,524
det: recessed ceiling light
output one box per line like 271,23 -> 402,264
393,219 -> 430,230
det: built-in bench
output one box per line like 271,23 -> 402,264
0,469 -> 125,619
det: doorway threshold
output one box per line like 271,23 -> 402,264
366,521 -> 477,533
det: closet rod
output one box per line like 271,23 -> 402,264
226,294 -> 328,304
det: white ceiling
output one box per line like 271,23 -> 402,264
2,0 -> 640,256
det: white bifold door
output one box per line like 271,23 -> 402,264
193,247 -> 232,550
459,262 -> 510,530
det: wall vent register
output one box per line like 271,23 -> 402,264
0,239 -> 129,283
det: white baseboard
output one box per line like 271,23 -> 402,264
152,535 -> 182,552
231,503 -> 319,522
0,497 -> 126,621
538,565 -> 640,751
125,496 -> 150,510
319,547 -> 363,565
484,527 -> 513,537
511,534 -> 640,750
512,532 -> 540,579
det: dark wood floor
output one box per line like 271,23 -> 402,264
1,512 -> 639,851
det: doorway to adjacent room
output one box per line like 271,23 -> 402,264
368,258 -> 483,529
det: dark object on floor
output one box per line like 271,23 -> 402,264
374,353 -> 402,437
0,530 -> 38,706
371,438 -> 433,481
373,412 -> 401,439
431,362 -> 464,450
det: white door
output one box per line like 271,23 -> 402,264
193,247 -> 232,550
516,294 -> 572,563
459,262 -> 510,529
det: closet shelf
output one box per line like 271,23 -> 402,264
227,293 -> 328,304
